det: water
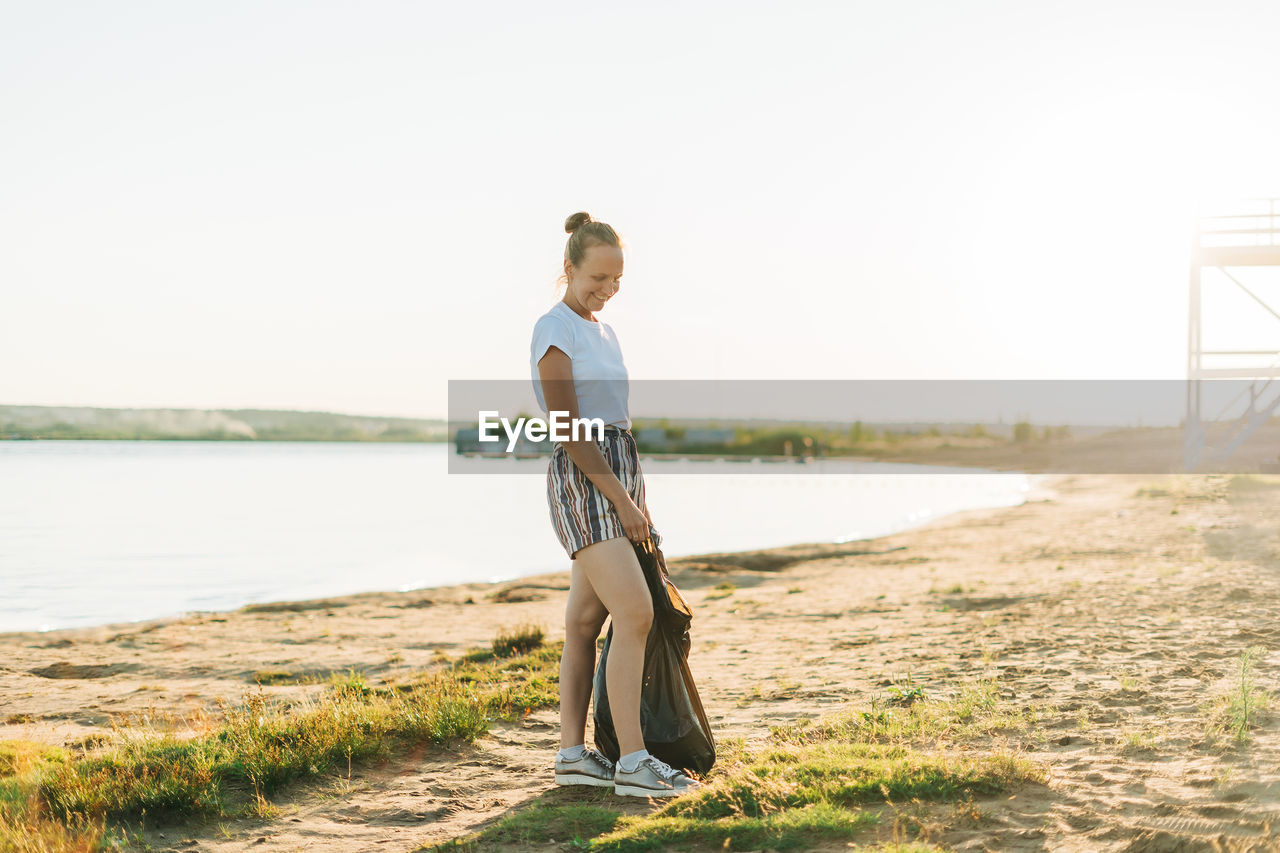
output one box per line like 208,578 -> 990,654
0,441 -> 1043,633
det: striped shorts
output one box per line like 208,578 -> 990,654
546,425 -> 663,560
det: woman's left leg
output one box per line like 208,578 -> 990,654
559,561 -> 608,748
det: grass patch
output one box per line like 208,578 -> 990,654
431,802 -> 621,850
250,668 -> 358,687
1227,474 -> 1280,494
656,742 -> 1033,819
705,583 -> 736,601
771,676 -> 1046,746
12,627 -> 562,842
743,679 -> 804,705
1115,673 -> 1146,693
492,622 -> 546,658
1133,474 -> 1234,503
328,669 -> 373,695
1117,725 -> 1159,755
1,742 -> 105,851
0,742 -> 70,779
436,640 -> 560,718
36,676 -> 491,825
590,800 -> 882,851
251,669 -> 300,686
459,622 -> 547,665
0,797 -> 104,853
436,674 -> 1046,852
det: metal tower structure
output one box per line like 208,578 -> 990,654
1185,199 -> 1280,472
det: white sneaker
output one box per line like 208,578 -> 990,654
554,747 -> 615,787
612,754 -> 702,798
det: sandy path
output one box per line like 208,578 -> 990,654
2,472 -> 1279,851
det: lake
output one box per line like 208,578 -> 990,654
0,441 -> 1044,632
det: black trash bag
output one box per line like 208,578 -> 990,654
592,536 -> 716,777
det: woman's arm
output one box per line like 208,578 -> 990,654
538,345 -> 650,543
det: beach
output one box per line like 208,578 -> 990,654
3,471 -> 1280,850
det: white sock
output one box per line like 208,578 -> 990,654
618,748 -> 649,772
558,743 -> 586,761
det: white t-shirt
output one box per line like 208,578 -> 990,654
529,300 -> 631,430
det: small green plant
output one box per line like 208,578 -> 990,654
329,669 -> 372,696
1214,765 -> 1235,788
1075,707 -> 1092,730
1229,645 -> 1267,745
1199,645 -> 1274,749
887,684 -> 927,706
1118,725 -> 1157,754
884,672 -> 926,706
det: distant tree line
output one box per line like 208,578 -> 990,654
0,407 -> 449,442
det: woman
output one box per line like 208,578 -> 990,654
529,211 -> 700,798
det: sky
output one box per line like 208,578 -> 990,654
4,0 -> 1280,420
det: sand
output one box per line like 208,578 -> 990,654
3,472 -> 1280,851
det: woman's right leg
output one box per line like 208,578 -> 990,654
573,535 -> 653,757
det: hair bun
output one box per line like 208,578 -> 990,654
564,211 -> 593,234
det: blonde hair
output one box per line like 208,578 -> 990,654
555,211 -> 622,293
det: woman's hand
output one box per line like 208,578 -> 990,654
614,498 -> 652,544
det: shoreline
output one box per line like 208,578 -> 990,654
0,470 -> 1057,641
